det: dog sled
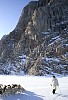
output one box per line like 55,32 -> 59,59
0,84 -> 25,96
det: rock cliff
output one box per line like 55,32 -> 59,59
0,0 -> 68,75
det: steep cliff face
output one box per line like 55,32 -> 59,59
0,0 -> 68,75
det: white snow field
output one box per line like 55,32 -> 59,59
0,75 -> 68,100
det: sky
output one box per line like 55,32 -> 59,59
0,0 -> 38,39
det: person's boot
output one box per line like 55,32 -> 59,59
52,89 -> 55,94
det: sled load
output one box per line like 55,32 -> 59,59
0,84 -> 25,95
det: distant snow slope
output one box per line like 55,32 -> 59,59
0,75 -> 68,100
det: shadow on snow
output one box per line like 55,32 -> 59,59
1,90 -> 43,100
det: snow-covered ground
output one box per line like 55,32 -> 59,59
0,75 -> 68,100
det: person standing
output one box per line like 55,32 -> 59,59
51,75 -> 59,94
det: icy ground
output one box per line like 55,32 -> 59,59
0,75 -> 68,100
